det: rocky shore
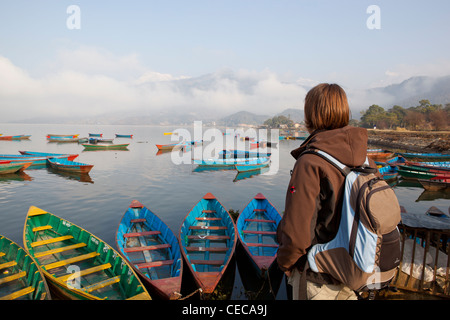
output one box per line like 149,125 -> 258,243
367,129 -> 450,153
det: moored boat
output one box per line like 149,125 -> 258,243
235,158 -> 270,172
0,162 -> 32,174
88,133 -> 103,137
47,158 -> 94,174
155,143 -> 184,151
219,150 -> 271,159
116,200 -> 182,300
418,177 -> 450,191
378,165 -> 399,181
115,134 -> 133,138
236,193 -> 282,278
399,152 -> 450,161
0,135 -> 31,140
82,143 -> 129,150
0,235 -> 50,300
19,151 -> 78,161
23,206 -> 151,300
178,193 -> 236,296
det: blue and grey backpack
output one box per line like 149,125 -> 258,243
304,149 -> 401,293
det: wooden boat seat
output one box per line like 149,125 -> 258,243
123,243 -> 171,253
127,292 -> 151,300
82,275 -> 121,293
57,263 -> 112,283
130,219 -> 146,223
0,271 -> 26,285
32,225 -> 53,232
242,230 -> 276,235
195,217 -> 221,221
190,259 -> 223,265
253,209 -> 267,212
185,246 -> 228,252
0,261 -> 17,270
0,252 -> 4,258
187,235 -> 230,240
34,242 -> 87,258
246,242 -> 278,248
189,226 -> 227,230
44,252 -> 100,271
244,219 -> 276,223
123,231 -> 160,238
136,260 -> 174,269
202,210 -> 216,213
30,235 -> 74,248
0,286 -> 34,300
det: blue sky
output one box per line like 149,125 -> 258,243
1,1 -> 450,121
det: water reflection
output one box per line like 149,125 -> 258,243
46,167 -> 94,184
0,171 -> 33,182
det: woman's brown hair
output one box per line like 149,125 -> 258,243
304,83 -> 349,132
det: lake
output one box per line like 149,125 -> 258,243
0,123 -> 449,300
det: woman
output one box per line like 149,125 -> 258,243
276,83 -> 378,300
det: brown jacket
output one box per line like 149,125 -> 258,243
276,126 -> 378,281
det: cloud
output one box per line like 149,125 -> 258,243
0,48 -> 308,122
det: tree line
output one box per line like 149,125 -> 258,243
358,100 -> 450,131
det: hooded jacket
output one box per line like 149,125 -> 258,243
276,126 -> 378,283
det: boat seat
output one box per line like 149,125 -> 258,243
246,242 -> 278,248
0,271 -> 26,285
185,246 -> 228,252
136,260 -> 174,269
0,252 -> 5,258
130,219 -> 146,223
242,230 -> 276,235
57,263 -> 112,282
127,292 -> 150,300
123,231 -> 160,238
34,242 -> 87,258
187,235 -> 230,240
123,244 -> 171,253
244,219 -> 276,223
253,209 -> 267,212
30,235 -> 74,248
81,275 -> 121,293
190,259 -> 223,265
0,286 -> 35,300
202,210 -> 216,213
44,252 -> 100,271
0,261 -> 17,270
189,226 -> 227,230
195,217 -> 221,221
32,225 -> 53,232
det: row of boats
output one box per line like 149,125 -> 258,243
0,193 -> 281,300
0,151 -> 94,175
370,150 -> 450,191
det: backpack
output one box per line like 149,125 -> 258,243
303,149 -> 402,294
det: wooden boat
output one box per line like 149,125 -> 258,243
398,167 -> 450,180
23,206 -> 151,300
405,161 -> 450,171
19,151 -> 78,161
0,235 -> 50,300
179,193 -> 236,295
368,151 -> 394,161
47,158 -> 94,174
88,137 -> 114,143
0,155 -> 72,167
82,143 -> 129,150
0,162 -> 32,174
47,136 -> 82,143
425,206 -> 449,218
219,150 -> 271,159
378,165 -> 399,181
235,159 -> 270,172
0,135 -> 31,140
116,200 -> 182,300
236,193 -> 282,278
88,133 -> 103,137
418,177 -> 450,191
194,157 -> 270,168
115,134 -> 133,138
399,152 -> 450,161
155,142 -> 184,151
47,134 -> 79,139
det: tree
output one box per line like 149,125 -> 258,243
404,110 -> 425,130
428,110 -> 449,131
360,104 -> 386,128
263,115 -> 294,128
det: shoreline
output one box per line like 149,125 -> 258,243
367,129 -> 450,153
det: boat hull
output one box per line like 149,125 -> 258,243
47,158 -> 93,174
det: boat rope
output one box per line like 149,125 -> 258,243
244,267 -> 277,300
177,288 -> 202,300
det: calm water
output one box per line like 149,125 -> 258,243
0,123 -> 449,300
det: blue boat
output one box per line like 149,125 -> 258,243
88,133 -> 102,137
399,152 -> 450,161
194,157 -> 269,168
236,193 -> 282,278
0,155 -> 72,167
19,151 -> 78,161
116,200 -> 183,300
178,193 -> 236,296
378,165 -> 398,181
219,150 -> 271,159
47,158 -> 94,174
234,158 -> 270,172
115,134 -> 133,138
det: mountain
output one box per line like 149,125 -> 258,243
217,111 -> 269,126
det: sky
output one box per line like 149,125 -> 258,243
1,0 -> 450,122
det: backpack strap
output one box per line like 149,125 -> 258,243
301,149 -> 377,175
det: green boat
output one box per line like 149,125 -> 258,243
23,206 -> 151,300
0,235 -> 50,300
398,168 -> 445,180
82,143 -> 129,150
